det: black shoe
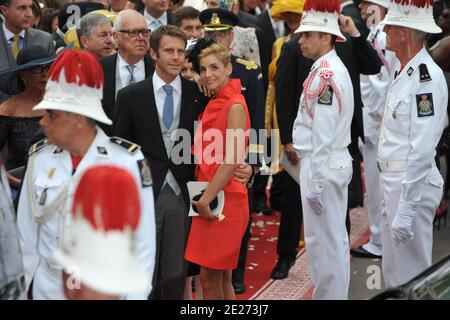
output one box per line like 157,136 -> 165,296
270,260 -> 295,280
233,282 -> 245,294
350,246 -> 382,259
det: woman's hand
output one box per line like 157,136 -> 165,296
234,163 -> 253,184
192,198 -> 214,221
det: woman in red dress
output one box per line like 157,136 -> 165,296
184,44 -> 251,300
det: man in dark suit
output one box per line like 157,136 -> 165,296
272,15 -> 382,280
0,0 -> 54,103
100,9 -> 154,135
114,25 -> 199,300
142,0 -> 173,31
114,25 -> 252,299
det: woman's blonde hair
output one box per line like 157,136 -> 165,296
198,44 -> 231,66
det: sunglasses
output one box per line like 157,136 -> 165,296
29,64 -> 51,74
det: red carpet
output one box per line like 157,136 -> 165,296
236,206 -> 370,300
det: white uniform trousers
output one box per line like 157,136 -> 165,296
32,261 -> 65,300
299,153 -> 352,300
362,139 -> 382,255
380,168 -> 442,287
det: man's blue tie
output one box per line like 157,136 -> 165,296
162,84 -> 174,129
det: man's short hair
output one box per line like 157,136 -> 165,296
319,32 -> 338,47
172,6 -> 200,28
76,12 -> 111,43
149,25 -> 187,53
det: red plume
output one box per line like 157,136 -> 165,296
48,50 -> 104,89
392,0 -> 434,7
304,0 -> 341,13
72,165 -> 141,232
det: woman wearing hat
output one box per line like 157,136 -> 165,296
0,46 -> 55,192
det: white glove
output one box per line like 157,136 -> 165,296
391,205 -> 415,246
306,191 -> 324,215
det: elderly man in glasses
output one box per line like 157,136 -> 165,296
99,9 -> 155,135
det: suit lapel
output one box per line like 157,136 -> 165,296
0,24 -> 15,69
140,79 -> 168,160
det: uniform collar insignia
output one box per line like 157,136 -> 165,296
407,67 -> 414,76
97,146 -> 108,155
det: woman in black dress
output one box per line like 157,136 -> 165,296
0,46 -> 56,194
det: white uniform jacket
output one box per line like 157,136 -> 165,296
293,49 -> 354,192
360,23 -> 398,140
378,48 -> 449,212
17,127 -> 156,299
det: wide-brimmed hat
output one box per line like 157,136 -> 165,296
33,50 -> 112,125
0,46 -> 56,95
270,0 -> 306,21
382,0 -> 442,34
54,165 -> 149,296
295,0 -> 346,42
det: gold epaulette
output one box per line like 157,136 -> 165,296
236,58 -> 258,70
110,137 -> 140,155
28,139 -> 48,156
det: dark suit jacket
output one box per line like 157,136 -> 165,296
100,53 -> 154,135
256,10 -> 276,53
113,77 -> 207,206
275,35 -> 382,152
0,24 -> 55,72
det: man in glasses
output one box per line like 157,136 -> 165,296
100,9 -> 154,135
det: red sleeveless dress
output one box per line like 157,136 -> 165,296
184,79 -> 251,270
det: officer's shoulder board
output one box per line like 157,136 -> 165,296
109,137 -> 140,155
28,139 -> 49,156
419,63 -> 432,82
236,58 -> 258,71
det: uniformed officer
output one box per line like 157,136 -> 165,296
378,0 -> 448,287
53,165 -> 149,300
199,8 -> 266,294
351,0 -> 397,259
0,155 -> 25,300
292,0 -> 354,300
16,50 -> 156,300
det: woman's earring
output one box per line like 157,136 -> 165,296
23,79 -> 27,86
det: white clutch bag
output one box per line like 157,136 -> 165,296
187,181 -> 225,219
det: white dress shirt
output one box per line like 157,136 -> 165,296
3,23 -> 25,50
115,53 -> 145,98
152,72 -> 182,125
144,10 -> 168,32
